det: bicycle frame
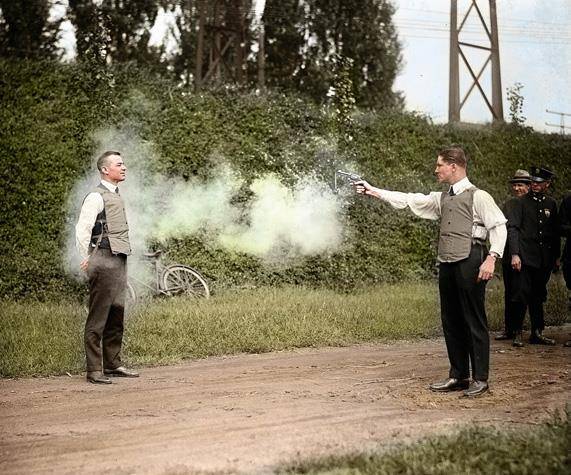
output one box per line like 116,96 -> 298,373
128,256 -> 170,296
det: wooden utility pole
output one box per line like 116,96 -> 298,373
257,24 -> 265,89
195,0 -> 207,89
449,0 -> 504,123
194,0 -> 250,90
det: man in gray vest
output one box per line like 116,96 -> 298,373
354,146 -> 507,397
75,150 -> 139,384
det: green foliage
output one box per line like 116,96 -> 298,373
332,54 -> 356,149
0,0 -> 61,59
506,82 -> 527,127
278,410 -> 571,475
263,0 -> 403,109
1,59 -> 571,299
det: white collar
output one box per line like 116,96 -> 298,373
100,179 -> 118,193
449,177 -> 472,195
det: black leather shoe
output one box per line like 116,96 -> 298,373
494,332 -> 513,341
461,380 -> 489,398
429,378 -> 470,392
104,366 -> 139,377
86,371 -> 112,384
512,332 -> 524,348
529,331 -> 555,346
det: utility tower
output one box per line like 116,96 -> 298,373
545,109 -> 571,135
195,0 -> 251,89
449,0 -> 503,123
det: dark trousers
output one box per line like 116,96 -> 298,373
517,264 -> 552,333
439,244 -> 489,381
85,249 -> 127,372
502,262 -> 527,335
563,259 -> 571,290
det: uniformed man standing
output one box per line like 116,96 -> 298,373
355,147 -> 507,397
507,166 -> 560,345
560,191 -> 571,310
495,170 -> 531,347
559,191 -> 571,347
75,151 -> 139,384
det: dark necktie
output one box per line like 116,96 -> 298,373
448,187 -> 455,196
115,187 -> 120,194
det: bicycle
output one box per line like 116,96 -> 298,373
126,250 -> 210,307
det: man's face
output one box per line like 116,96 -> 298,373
102,155 -> 126,183
530,180 -> 549,194
434,156 -> 455,184
511,182 -> 529,197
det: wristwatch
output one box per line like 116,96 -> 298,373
488,252 -> 499,259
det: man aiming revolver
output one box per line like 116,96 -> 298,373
353,147 -> 507,397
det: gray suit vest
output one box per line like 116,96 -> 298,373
89,184 -> 131,256
438,187 -> 478,263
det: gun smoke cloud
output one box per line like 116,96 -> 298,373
65,126 -> 352,276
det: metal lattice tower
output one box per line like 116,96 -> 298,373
449,0 -> 503,123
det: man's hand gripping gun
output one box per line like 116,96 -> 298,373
334,170 -> 363,193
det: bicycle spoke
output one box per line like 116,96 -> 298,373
162,266 -> 209,298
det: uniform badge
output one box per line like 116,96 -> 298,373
544,209 -> 550,218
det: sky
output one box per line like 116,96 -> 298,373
54,0 -> 571,133
392,0 -> 571,132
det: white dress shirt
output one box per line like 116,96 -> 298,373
75,180 -> 119,259
375,177 -> 508,257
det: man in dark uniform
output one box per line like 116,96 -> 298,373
559,192 -> 571,347
496,170 -> 531,346
560,192 -> 571,309
507,166 -> 560,345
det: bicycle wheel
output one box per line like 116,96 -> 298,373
161,265 -> 210,298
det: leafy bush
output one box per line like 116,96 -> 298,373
1,59 -> 570,299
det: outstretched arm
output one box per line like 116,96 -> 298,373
354,180 -> 441,220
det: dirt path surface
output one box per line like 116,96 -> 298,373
1,335 -> 570,475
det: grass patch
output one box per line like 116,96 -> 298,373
1,283 -> 440,377
0,279 -> 567,378
277,410 -> 571,475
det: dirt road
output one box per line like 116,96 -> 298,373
1,335 -> 570,475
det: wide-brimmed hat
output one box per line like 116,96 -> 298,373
529,166 -> 555,183
509,169 -> 531,184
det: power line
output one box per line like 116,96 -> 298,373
395,19 -> 571,38
545,109 -> 571,134
396,6 -> 571,27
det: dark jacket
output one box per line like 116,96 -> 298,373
507,192 -> 560,269
502,196 -> 519,260
560,193 -> 571,263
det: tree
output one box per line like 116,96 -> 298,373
506,82 -> 526,127
262,0 -> 402,109
68,0 -> 163,65
68,0 -> 107,63
0,0 -> 61,59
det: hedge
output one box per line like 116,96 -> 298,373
1,59 -> 570,299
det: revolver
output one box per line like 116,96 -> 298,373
334,170 -> 362,192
